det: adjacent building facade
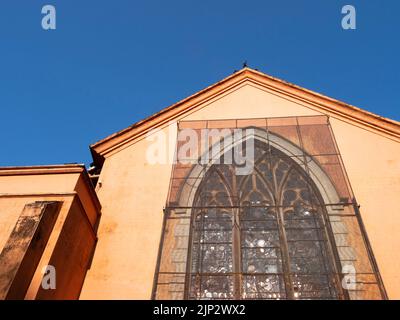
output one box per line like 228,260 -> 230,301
1,68 -> 400,299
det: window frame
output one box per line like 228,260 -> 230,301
184,144 -> 346,300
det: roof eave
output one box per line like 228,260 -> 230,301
90,67 -> 400,167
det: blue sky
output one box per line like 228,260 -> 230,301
0,1 -> 399,166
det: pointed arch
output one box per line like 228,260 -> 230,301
177,127 -> 340,209
183,128 -> 344,299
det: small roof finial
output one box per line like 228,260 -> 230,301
242,60 -> 248,68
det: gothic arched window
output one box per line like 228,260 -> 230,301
187,140 -> 342,300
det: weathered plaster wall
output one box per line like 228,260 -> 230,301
0,168 -> 100,300
182,82 -> 320,120
0,172 -> 80,253
81,82 -> 400,299
0,197 -> 72,255
330,118 -> 400,299
0,173 -> 79,195
80,125 -> 176,299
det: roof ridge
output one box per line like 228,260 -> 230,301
90,67 -> 400,166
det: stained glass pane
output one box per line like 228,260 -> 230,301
189,141 -> 340,300
242,275 -> 286,299
281,166 -> 339,299
291,274 -> 337,299
189,275 -> 235,300
242,248 -> 282,273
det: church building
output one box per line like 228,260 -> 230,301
1,68 -> 399,300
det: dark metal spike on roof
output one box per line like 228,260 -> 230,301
242,60 -> 248,68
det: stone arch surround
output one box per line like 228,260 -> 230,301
163,128 -> 367,299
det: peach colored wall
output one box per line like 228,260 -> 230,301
330,119 -> 400,299
74,175 -> 101,228
81,82 -> 400,299
183,82 -> 320,120
0,198 -> 29,252
0,173 -> 79,194
0,172 -> 81,253
80,124 -> 176,299
0,169 -> 100,300
0,194 -> 75,299
33,197 -> 97,300
0,196 -> 72,254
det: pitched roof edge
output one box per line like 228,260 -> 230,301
0,163 -> 101,211
0,164 -> 86,175
90,67 -> 400,164
90,68 -> 247,149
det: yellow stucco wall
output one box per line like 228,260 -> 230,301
80,82 -> 400,299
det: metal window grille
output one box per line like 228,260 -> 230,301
152,116 -> 387,300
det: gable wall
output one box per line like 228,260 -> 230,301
81,82 -> 400,299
